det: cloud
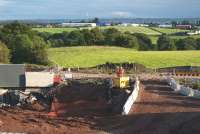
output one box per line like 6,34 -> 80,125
111,11 -> 132,18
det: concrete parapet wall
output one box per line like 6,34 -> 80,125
122,78 -> 140,115
25,72 -> 54,88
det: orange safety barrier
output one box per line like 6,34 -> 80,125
48,97 -> 58,117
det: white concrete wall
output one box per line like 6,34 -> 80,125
122,78 -> 140,115
25,72 -> 54,87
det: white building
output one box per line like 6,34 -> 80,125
60,23 -> 96,27
131,23 -> 140,27
120,23 -> 130,26
120,23 -> 149,27
158,24 -> 173,28
139,24 -> 149,27
187,30 -> 200,35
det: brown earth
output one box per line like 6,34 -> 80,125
1,78 -> 200,134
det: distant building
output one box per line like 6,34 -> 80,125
176,25 -> 192,29
60,23 -> 96,27
97,22 -> 111,26
131,23 -> 140,27
139,24 -> 149,27
119,23 -> 149,27
158,24 -> 172,28
120,23 -> 130,26
187,30 -> 200,35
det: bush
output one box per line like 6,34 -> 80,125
196,38 -> 200,50
176,37 -> 197,50
134,33 -> 154,51
193,82 -> 200,90
65,30 -> 86,46
157,35 -> 176,51
0,41 -> 10,63
103,28 -> 121,45
114,34 -> 139,49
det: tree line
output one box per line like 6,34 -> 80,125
39,28 -> 155,50
0,22 -> 199,64
0,22 -> 49,64
157,35 -> 200,51
39,27 -> 200,51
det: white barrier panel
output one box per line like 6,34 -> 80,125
194,90 -> 200,99
166,77 -> 200,99
64,73 -> 73,79
0,89 -> 8,95
25,72 -> 54,87
122,79 -> 140,115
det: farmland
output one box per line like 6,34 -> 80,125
33,26 -> 200,45
33,26 -> 161,35
152,27 -> 189,34
100,26 -> 161,35
33,27 -> 79,33
48,46 -> 200,68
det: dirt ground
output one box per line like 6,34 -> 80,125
1,78 -> 200,134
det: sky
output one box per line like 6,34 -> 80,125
0,0 -> 200,20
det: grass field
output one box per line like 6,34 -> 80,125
48,46 -> 200,68
33,27 -> 79,33
152,27 -> 189,34
100,26 -> 161,35
33,26 -> 161,35
33,27 -> 200,44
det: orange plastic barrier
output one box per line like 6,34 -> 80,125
48,97 -> 58,117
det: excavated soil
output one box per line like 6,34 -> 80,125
1,78 -> 200,134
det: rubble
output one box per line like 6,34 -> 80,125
0,89 -> 51,111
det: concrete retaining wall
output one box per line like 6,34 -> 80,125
25,72 -> 54,87
166,77 -> 200,99
122,78 -> 140,115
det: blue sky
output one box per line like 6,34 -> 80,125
0,0 -> 200,20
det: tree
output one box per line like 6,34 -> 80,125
176,37 -> 197,50
0,41 -> 10,63
66,30 -> 85,46
181,20 -> 190,25
92,17 -> 100,23
91,28 -> 104,45
31,36 -> 49,65
115,34 -> 139,49
11,34 -> 33,63
157,35 -> 176,51
81,29 -> 95,45
134,33 -> 154,51
171,21 -> 177,28
103,28 -> 121,45
196,38 -> 200,50
0,22 -> 49,65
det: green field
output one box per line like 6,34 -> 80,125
33,27 -> 200,44
100,26 -> 161,35
48,46 -> 200,68
152,27 -> 189,34
33,27 -> 79,33
33,26 -> 161,35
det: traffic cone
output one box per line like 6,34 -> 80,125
48,97 -> 58,117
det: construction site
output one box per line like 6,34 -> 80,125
0,64 -> 200,134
